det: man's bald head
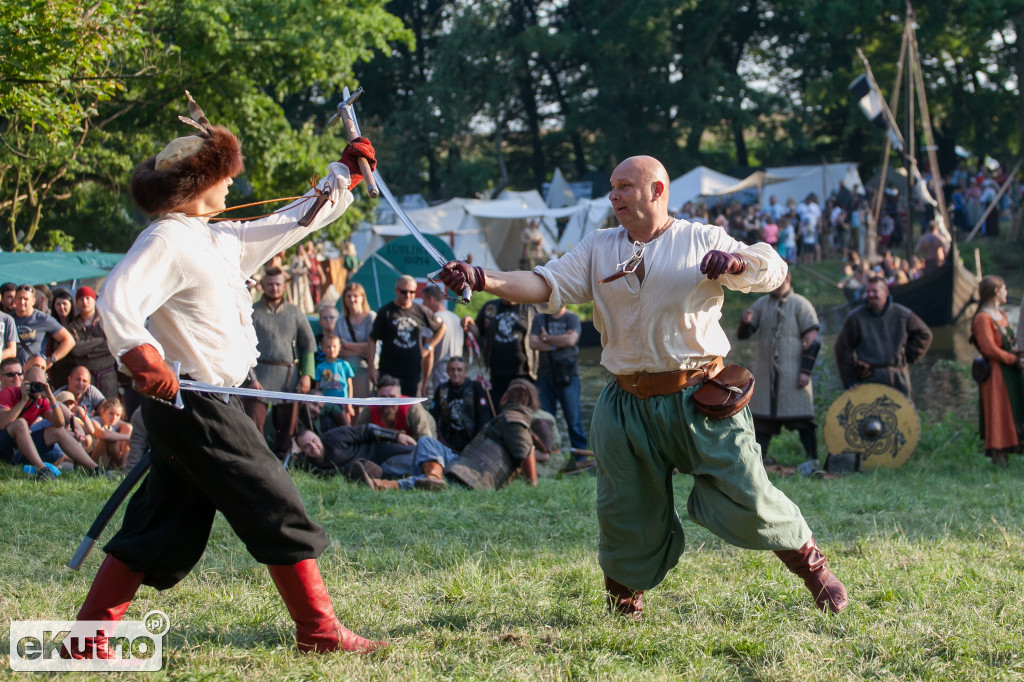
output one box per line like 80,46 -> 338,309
609,156 -> 671,238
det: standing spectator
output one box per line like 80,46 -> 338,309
914,220 -> 949,276
431,357 -> 490,453
370,275 -> 444,397
779,217 -> 798,265
0,282 -> 16,314
420,284 -> 464,394
314,334 -> 355,425
796,193 -> 822,263
0,363 -> 99,478
59,365 -> 107,417
11,284 -> 75,370
463,297 -> 537,406
520,219 -> 545,269
305,242 -> 327,308
244,266 -> 317,457
288,245 -> 315,314
336,282 -> 376,399
529,305 -> 588,451
0,307 -> 16,361
341,241 -> 360,284
834,276 -> 933,399
315,304 -> 339,354
48,288 -> 77,391
762,215 -> 779,251
737,273 -> 821,467
66,286 -> 119,399
765,195 -> 784,223
980,178 -> 999,237
971,276 -> 1024,468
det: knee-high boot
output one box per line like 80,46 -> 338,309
61,554 -> 145,659
774,537 -> 848,613
267,559 -> 386,654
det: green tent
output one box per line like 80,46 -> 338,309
0,251 -> 124,285
350,234 -> 455,310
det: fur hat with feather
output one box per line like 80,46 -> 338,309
131,91 -> 244,216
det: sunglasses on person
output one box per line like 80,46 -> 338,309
3,371 -> 23,378
397,289 -> 417,295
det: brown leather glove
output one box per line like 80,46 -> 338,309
700,250 -> 746,280
121,344 -> 179,400
339,137 -> 377,190
439,261 -> 486,293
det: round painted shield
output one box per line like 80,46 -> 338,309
823,383 -> 920,470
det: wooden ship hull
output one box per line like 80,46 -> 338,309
889,247 -> 979,327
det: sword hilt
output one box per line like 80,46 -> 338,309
331,88 -> 379,198
427,268 -> 472,305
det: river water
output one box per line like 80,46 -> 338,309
568,305 -> 1020,444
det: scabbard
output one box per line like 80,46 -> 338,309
68,452 -> 151,570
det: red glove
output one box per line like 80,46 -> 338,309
121,344 -> 179,400
439,261 -> 487,293
339,137 -> 377,190
700,250 -> 746,280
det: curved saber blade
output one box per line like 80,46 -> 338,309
342,89 -> 471,303
178,380 -> 425,406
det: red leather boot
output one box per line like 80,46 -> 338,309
604,574 -> 644,621
775,537 -> 849,613
267,559 -> 386,654
61,554 -> 145,659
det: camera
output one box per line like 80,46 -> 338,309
25,381 -> 48,396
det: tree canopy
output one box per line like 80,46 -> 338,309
1,0 -> 1021,252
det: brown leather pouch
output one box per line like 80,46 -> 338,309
691,364 -> 754,419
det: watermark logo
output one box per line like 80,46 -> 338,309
9,610 -> 169,672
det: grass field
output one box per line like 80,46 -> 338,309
2,409 -> 1023,680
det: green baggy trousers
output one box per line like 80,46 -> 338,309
592,381 -> 812,590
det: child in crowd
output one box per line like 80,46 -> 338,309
779,217 -> 797,265
314,334 -> 355,425
89,397 -> 132,469
762,216 -> 779,249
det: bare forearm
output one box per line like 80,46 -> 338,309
483,270 -> 552,304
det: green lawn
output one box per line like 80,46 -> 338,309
2,410 -> 1023,680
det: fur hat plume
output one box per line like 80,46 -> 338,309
131,91 -> 244,215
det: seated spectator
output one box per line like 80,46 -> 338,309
0,364 -> 99,479
354,374 -> 436,441
431,357 -> 490,453
55,389 -> 96,454
11,284 -> 75,370
294,424 -> 415,479
59,365 -> 106,417
314,333 -> 355,425
366,379 -> 540,491
66,286 -> 119,399
88,398 -> 132,469
1,357 -> 23,389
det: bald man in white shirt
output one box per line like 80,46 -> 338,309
439,155 -> 847,621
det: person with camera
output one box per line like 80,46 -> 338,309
0,362 -> 100,479
529,305 -> 587,452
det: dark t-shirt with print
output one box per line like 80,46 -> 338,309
476,300 -> 530,378
371,301 -> 441,379
431,379 -> 491,452
13,310 -> 63,363
530,310 -> 580,378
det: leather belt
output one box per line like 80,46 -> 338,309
614,357 -> 724,400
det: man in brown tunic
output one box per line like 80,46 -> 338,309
834,276 -> 933,399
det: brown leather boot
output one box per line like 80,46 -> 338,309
414,461 -> 447,491
61,554 -> 145,659
267,559 -> 386,654
775,537 -> 848,613
604,574 -> 643,621
369,478 -> 399,490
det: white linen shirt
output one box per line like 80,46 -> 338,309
98,161 -> 354,387
534,219 -> 787,375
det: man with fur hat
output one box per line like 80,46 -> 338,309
63,92 -> 385,659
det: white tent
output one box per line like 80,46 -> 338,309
545,167 -> 577,208
667,166 -> 743,213
758,163 -> 864,210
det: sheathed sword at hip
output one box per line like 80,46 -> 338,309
330,87 -> 471,304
